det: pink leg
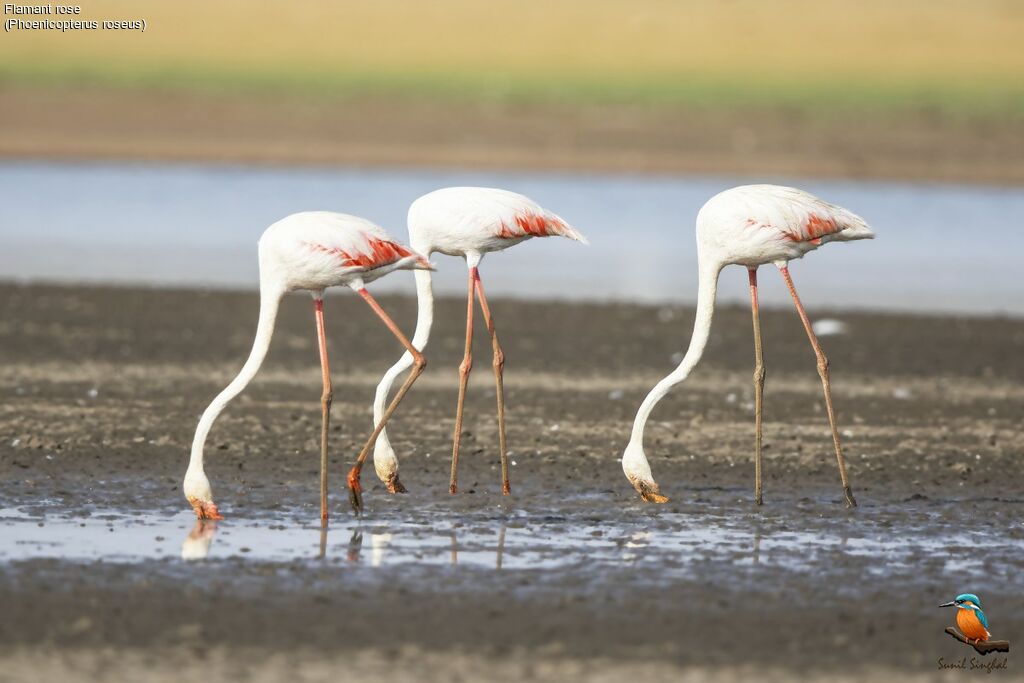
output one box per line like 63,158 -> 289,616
314,298 -> 332,523
449,269 -> 475,494
748,268 -> 765,506
346,288 -> 427,514
779,266 -> 857,507
473,268 -> 510,495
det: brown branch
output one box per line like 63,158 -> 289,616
945,627 -> 1010,655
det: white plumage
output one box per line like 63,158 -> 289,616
696,185 -> 873,267
408,187 -> 587,259
185,212 -> 430,520
260,211 -> 431,291
623,184 -> 873,507
371,187 -> 587,495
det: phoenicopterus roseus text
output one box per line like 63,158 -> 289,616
622,185 -> 874,507
185,212 -> 431,521
357,187 -> 587,507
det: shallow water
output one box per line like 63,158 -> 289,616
2,161 -> 1023,314
1,501 -> 1017,585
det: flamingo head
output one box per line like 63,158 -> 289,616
621,441 -> 669,504
183,468 -> 223,520
373,440 -> 407,493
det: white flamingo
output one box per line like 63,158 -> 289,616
622,185 -> 874,507
359,187 -> 587,502
184,212 -> 432,521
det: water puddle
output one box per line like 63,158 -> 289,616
0,504 -> 1017,582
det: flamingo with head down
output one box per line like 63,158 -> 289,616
359,187 -> 587,508
184,211 -> 432,521
622,185 -> 874,507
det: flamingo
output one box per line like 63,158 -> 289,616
184,212 -> 432,521
622,185 -> 874,507
357,187 -> 587,507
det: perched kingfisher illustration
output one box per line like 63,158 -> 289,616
940,594 -> 991,643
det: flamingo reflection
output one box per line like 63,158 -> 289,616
181,520 -> 217,560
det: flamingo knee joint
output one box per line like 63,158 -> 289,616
753,364 -> 765,383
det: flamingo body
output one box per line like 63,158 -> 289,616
184,211 -> 429,519
407,187 -> 587,260
371,187 -> 586,492
623,184 -> 873,505
260,211 -> 430,291
696,185 -> 874,268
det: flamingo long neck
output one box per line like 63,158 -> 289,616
628,260 -> 722,446
188,284 -> 283,474
373,268 -> 434,451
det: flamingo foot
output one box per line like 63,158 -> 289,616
385,473 -> 407,494
502,481 -> 511,495
188,496 -> 224,521
347,466 -> 364,515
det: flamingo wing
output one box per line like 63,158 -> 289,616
492,205 -> 588,244
459,188 -> 588,244
741,186 -> 873,245
297,213 -> 430,272
306,234 -> 428,270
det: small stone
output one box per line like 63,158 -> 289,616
811,319 -> 847,336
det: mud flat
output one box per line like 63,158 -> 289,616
0,283 -> 1022,682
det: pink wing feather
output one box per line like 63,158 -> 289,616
306,236 -> 430,270
742,186 -> 871,245
495,210 -> 584,242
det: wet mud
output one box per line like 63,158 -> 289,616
1,283 -> 1022,681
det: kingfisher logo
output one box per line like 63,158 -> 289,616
939,593 -> 1010,657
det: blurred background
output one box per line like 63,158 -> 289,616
1,0 -> 1022,311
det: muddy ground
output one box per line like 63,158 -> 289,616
1,85 -> 1023,185
0,283 -> 1022,682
